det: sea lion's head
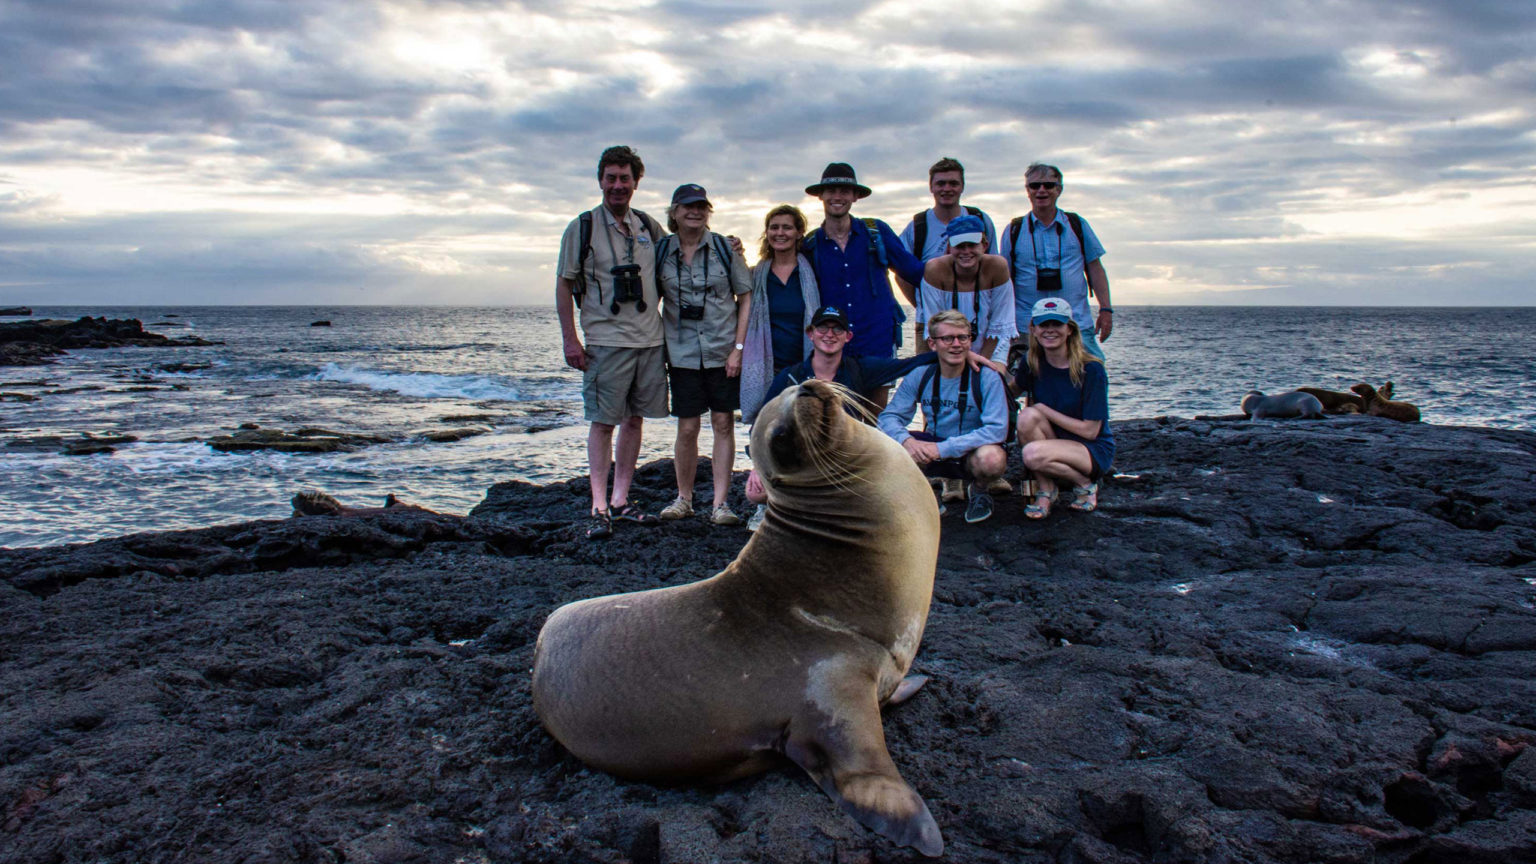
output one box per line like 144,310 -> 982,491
751,378 -> 870,489
1240,390 -> 1265,417
1350,382 -> 1379,408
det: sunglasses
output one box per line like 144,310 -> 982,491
813,323 -> 847,335
1027,181 -> 1059,191
930,333 -> 972,345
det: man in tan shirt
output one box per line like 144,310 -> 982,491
555,145 -> 667,539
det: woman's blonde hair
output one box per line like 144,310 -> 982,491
1027,319 -> 1100,386
758,204 -> 807,262
666,201 -> 713,233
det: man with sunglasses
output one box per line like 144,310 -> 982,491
998,163 -> 1113,361
877,310 -> 1010,523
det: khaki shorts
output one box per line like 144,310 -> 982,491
582,344 -> 668,425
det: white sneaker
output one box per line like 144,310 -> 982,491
711,505 -> 742,526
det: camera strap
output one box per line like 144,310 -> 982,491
949,260 -> 982,334
602,213 -> 645,314
1028,217 -> 1064,271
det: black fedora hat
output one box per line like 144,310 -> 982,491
805,162 -> 872,198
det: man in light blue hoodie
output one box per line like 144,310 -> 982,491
878,309 -> 1011,523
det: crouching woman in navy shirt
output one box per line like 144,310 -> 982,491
1013,297 -> 1114,519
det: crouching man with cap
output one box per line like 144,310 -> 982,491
878,310 -> 1010,523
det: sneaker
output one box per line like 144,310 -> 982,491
711,505 -> 742,526
936,492 -> 948,517
986,477 -> 1013,495
964,490 -> 994,524
585,509 -> 612,540
746,503 -> 767,532
941,478 -> 965,502
658,497 -> 694,520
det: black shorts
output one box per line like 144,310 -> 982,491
909,430 -> 968,481
668,366 -> 740,417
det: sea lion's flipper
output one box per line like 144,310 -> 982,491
885,674 -> 929,706
786,696 -> 943,857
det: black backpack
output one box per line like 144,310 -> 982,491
910,205 -> 982,258
913,363 -> 1018,445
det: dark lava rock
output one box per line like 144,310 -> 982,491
0,391 -> 39,402
1,418 -> 1534,863
206,425 -> 393,454
311,320 -> 332,327
0,306 -> 31,316
7,432 -> 138,455
417,427 -> 489,443
0,317 -> 217,366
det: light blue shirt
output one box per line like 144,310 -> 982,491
878,365 -> 1009,460
899,208 -> 1000,263
998,211 -> 1105,332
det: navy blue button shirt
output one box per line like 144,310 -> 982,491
804,218 -> 924,359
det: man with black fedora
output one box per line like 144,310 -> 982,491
801,163 -> 924,366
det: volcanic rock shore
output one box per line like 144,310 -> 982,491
2,417 -> 1534,863
0,317 -> 215,366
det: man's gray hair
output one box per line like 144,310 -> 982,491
1025,162 -> 1063,184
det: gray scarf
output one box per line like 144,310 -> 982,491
740,254 -> 819,423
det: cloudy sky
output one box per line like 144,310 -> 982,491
2,0 -> 1533,307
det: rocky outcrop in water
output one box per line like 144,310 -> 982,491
1,417 -> 1533,863
205,424 -> 393,453
0,317 -> 216,366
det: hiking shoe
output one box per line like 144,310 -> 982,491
658,497 -> 694,520
964,490 -> 994,524
941,478 -> 965,502
746,504 -> 767,532
711,505 -> 742,526
585,509 -> 612,540
613,503 -> 659,525
986,477 -> 1013,495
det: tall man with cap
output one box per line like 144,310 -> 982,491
555,145 -> 667,540
801,163 -> 925,365
997,162 -> 1114,361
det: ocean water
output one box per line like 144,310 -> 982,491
3,305 -> 1533,548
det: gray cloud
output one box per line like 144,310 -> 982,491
0,0 -> 1532,306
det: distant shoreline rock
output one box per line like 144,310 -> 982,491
0,306 -> 32,316
0,317 -> 218,367
205,424 -> 393,454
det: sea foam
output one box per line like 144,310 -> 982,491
311,363 -> 523,401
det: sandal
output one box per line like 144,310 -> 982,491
1069,483 -> 1099,512
614,503 -> 660,525
585,509 -> 613,540
1024,489 -> 1058,521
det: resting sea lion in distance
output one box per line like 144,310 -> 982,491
531,378 -> 944,856
290,491 -> 431,517
1297,387 -> 1365,414
1241,390 -> 1326,420
1351,382 -> 1421,423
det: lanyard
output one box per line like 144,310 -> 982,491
674,236 -> 712,307
1028,216 -> 1063,269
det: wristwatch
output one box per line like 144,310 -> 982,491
734,342 -> 745,350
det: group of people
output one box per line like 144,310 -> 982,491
556,146 -> 1116,539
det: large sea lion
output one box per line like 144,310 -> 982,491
1297,386 -> 1365,414
1241,389 -> 1326,419
531,378 -> 944,856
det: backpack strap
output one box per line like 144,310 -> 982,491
911,211 -> 928,258
1006,216 -> 1026,278
709,232 -> 735,285
573,210 -> 595,304
1064,211 -> 1089,279
861,218 -> 888,271
632,208 -> 661,244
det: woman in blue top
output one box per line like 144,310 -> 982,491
1012,296 -> 1115,518
739,204 -> 820,424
